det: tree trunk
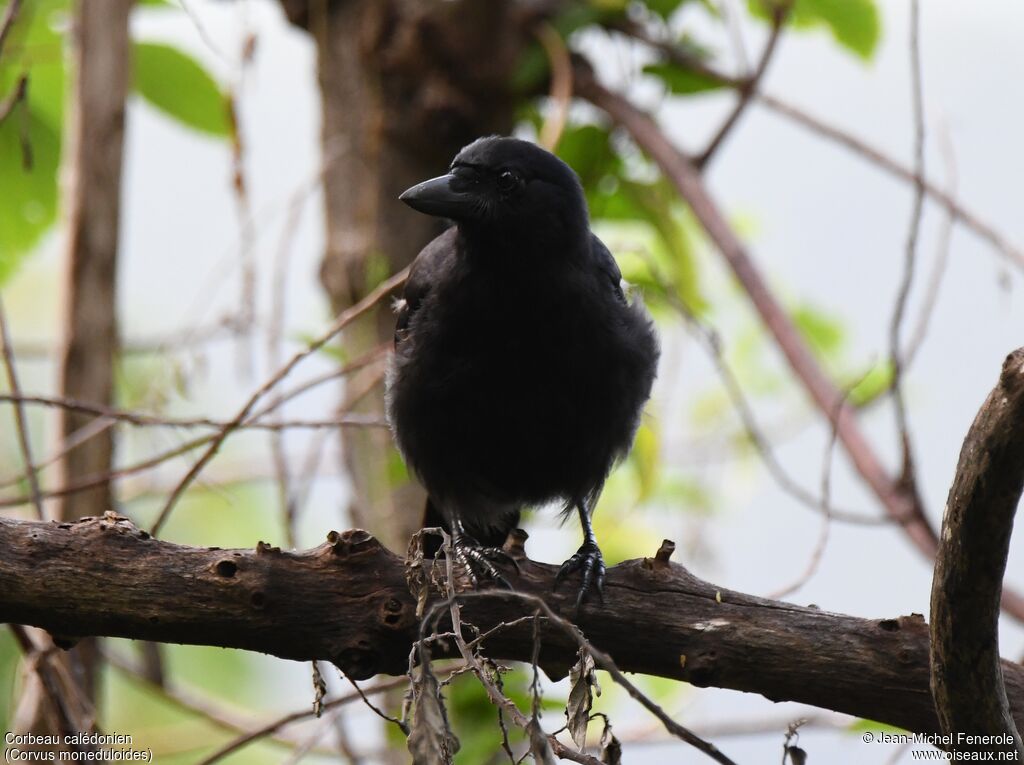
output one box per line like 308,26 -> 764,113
40,0 -> 130,730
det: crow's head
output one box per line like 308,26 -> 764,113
399,136 -> 587,238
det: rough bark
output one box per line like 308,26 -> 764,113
4,513 -> 1024,736
278,0 -> 529,549
931,348 -> 1024,756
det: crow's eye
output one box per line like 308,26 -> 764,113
497,169 -> 521,193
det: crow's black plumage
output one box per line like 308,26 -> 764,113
386,136 -> 659,605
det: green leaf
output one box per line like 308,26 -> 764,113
847,360 -> 893,407
847,718 -> 906,735
555,122 -> 620,189
750,0 -> 881,60
0,110 -> 61,283
511,43 -> 549,93
630,421 -> 660,501
643,62 -> 727,95
640,0 -> 689,20
792,303 -> 846,359
132,42 -> 230,137
0,0 -> 66,277
0,0 -> 67,127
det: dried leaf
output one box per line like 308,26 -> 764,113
310,661 -> 327,718
405,529 -> 434,618
599,719 -> 622,765
566,648 -> 600,749
528,719 -> 557,765
407,667 -> 459,765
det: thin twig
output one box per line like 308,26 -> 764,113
11,316 -> 259,360
0,410 -> 384,510
904,120 -> 957,368
266,182 -> 310,548
193,677 -> 411,765
0,392 -> 387,433
448,591 -> 740,765
719,0 -> 751,73
609,21 -> 1024,274
887,0 -> 926,492
0,0 -> 23,59
103,649 -> 337,756
151,269 -> 406,535
417,535 -> 605,765
757,91 -> 1024,275
339,671 -> 409,735
697,1 -> 790,168
0,342 -> 386,499
0,74 -> 27,124
0,295 -> 45,519
652,263 -> 885,526
767,372 -> 860,600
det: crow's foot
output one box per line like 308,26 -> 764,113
449,535 -> 518,590
554,541 -> 605,610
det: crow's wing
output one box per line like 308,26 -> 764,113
394,226 -> 458,348
590,233 -> 626,304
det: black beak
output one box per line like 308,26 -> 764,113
399,174 -> 473,219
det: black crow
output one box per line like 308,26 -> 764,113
386,136 -> 659,606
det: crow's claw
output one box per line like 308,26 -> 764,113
451,536 -> 517,590
554,541 -> 606,610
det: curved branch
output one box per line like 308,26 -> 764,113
5,514 -> 1024,736
930,348 -> 1024,755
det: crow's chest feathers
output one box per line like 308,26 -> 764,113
432,265 -> 590,358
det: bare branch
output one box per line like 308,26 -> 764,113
0,73 -> 27,125
607,21 -> 1024,274
507,592 -> 738,765
6,513 -> 1024,735
0,392 -> 386,434
651,264 -> 883,527
103,648 -> 346,757
193,676 -> 411,765
150,269 -> 406,535
0,0 -> 23,59
0,296 -> 45,519
930,347 -> 1024,756
904,120 -> 957,371
887,0 -> 926,503
756,92 -> 1024,275
696,1 -> 790,169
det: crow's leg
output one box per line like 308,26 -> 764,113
448,516 -> 518,590
554,498 -> 606,610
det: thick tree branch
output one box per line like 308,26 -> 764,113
931,348 -> 1024,755
5,514 -> 1024,736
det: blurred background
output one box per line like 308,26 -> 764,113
1,0 -> 1023,761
